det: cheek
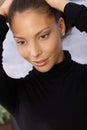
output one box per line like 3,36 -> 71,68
46,35 -> 62,54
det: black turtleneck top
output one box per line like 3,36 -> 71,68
0,2 -> 87,130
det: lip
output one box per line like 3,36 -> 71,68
32,58 -> 48,67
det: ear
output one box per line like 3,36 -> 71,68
57,17 -> 66,37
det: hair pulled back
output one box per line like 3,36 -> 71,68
8,0 -> 71,34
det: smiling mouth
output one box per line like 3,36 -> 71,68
32,58 -> 48,67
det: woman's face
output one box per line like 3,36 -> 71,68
11,9 -> 65,72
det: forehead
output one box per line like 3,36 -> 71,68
12,9 -> 55,25
11,9 -> 56,35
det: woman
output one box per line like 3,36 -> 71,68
0,0 -> 87,129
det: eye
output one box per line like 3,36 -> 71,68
16,40 -> 26,46
40,34 -> 49,40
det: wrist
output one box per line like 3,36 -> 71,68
61,1 -> 69,12
0,7 -> 6,18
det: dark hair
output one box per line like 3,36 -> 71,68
8,0 -> 71,34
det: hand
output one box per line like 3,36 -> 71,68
44,0 -> 69,12
0,0 -> 13,18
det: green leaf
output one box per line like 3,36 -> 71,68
0,106 -> 11,125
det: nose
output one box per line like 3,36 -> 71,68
29,42 -> 42,58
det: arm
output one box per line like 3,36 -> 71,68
0,16 -> 19,112
45,0 -> 87,32
0,0 -> 13,77
0,15 -> 9,73
0,0 -> 18,112
64,3 -> 87,32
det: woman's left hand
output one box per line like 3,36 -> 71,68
44,0 -> 69,12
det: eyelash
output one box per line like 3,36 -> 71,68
40,33 -> 49,40
16,41 -> 26,45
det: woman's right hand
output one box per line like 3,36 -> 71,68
0,0 -> 13,18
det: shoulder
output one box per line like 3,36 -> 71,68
71,61 -> 87,88
72,61 -> 87,74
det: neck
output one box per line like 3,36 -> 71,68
56,51 -> 65,64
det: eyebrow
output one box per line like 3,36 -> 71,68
13,26 -> 50,39
14,36 -> 25,40
36,26 -> 50,36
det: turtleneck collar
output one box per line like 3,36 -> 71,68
32,51 -> 73,80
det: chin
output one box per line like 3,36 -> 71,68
34,65 -> 54,73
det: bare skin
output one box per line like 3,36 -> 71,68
0,0 -> 13,18
44,0 -> 69,12
12,10 -> 65,72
